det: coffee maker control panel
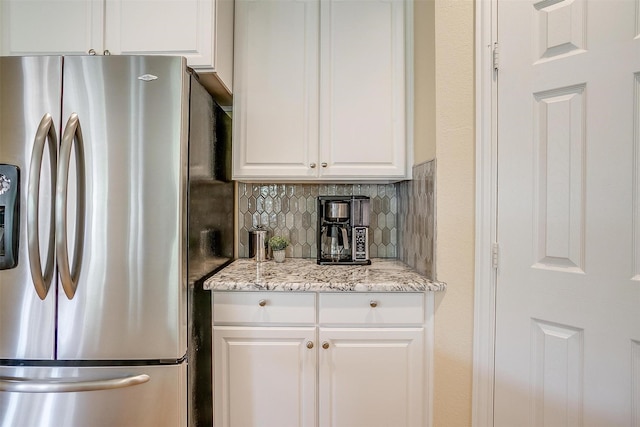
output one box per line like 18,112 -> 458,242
352,227 -> 369,261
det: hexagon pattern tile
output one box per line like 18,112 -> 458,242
238,183 -> 398,259
397,160 -> 436,279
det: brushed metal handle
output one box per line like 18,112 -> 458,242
88,49 -> 97,55
56,113 -> 86,300
306,341 -> 314,349
321,162 -> 327,168
341,226 -> 350,250
0,374 -> 149,393
370,300 -> 378,308
310,163 -> 317,168
258,299 -> 267,307
322,342 -> 329,349
28,114 -> 58,300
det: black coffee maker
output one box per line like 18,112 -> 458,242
317,196 -> 370,265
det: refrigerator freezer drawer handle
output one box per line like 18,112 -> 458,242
56,113 -> 87,300
0,374 -> 150,393
28,113 -> 58,300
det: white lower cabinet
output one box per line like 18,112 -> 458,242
318,328 -> 425,427
213,326 -> 316,427
212,291 -> 430,427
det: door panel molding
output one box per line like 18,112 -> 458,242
533,0 -> 587,63
634,73 -> 640,281
631,339 -> 640,426
636,0 -> 640,39
532,84 -> 586,274
530,319 -> 584,427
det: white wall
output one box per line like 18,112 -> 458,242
414,0 -> 475,425
413,0 -> 436,164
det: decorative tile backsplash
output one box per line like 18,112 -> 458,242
237,183 -> 398,258
397,160 -> 436,279
236,160 -> 435,279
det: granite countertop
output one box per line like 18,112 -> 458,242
203,258 -> 446,292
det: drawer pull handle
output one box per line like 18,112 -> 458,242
258,299 -> 267,307
306,341 -> 314,349
370,300 -> 378,308
322,342 -> 330,349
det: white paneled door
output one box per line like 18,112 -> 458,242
495,0 -> 640,426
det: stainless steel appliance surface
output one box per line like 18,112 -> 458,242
317,195 -> 371,265
0,55 -> 234,427
248,225 -> 269,261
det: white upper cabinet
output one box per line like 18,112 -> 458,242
0,0 -> 104,55
0,0 -> 233,96
232,0 -> 320,179
319,0 -> 406,179
232,0 -> 410,181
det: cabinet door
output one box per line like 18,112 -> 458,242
318,327 -> 425,427
104,0 -> 219,68
213,326 -> 317,427
319,0 -> 406,179
232,0 -> 320,180
0,0 -> 103,55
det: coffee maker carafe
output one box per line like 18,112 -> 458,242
317,196 -> 370,265
322,201 -> 350,262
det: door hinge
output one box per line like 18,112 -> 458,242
492,42 -> 499,71
491,242 -> 499,269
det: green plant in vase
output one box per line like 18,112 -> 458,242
268,236 -> 289,262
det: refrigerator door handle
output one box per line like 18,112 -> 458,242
0,373 -> 150,393
28,113 -> 58,300
56,113 -> 86,300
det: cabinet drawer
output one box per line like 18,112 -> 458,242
213,292 -> 316,325
318,293 -> 424,325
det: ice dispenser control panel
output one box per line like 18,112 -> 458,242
0,165 -> 19,269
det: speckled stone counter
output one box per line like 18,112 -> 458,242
203,258 -> 446,292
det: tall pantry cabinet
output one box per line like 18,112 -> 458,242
232,0 -> 410,181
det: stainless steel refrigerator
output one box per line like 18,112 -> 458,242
0,55 -> 234,427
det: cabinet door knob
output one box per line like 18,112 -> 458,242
103,50 -> 111,56
310,163 -> 317,168
322,342 -> 330,349
88,49 -> 97,55
321,162 -> 328,168
370,300 -> 378,308
306,341 -> 314,349
258,299 -> 267,307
